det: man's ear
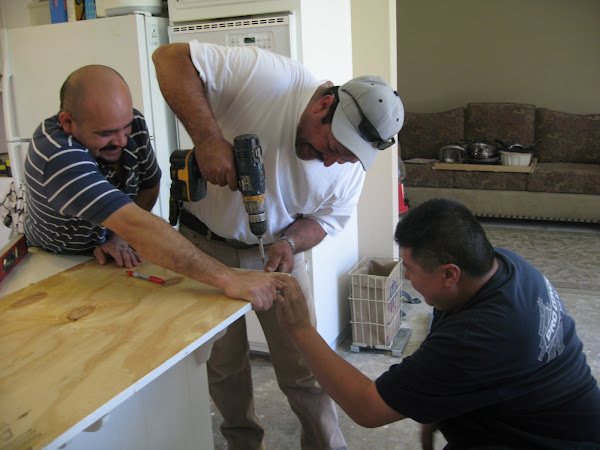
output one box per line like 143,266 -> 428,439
313,94 -> 335,117
58,111 -> 75,134
441,263 -> 460,287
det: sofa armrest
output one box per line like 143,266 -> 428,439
535,108 -> 600,164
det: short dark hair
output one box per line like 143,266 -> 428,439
394,198 -> 495,278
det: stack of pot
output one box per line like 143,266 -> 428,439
439,139 -> 540,166
439,141 -> 499,164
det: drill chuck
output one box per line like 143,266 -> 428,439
248,211 -> 267,237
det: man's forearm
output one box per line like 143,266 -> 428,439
265,218 -> 328,273
135,184 -> 159,212
152,44 -> 222,148
274,275 -> 403,426
281,217 -> 327,253
288,326 -> 405,428
103,203 -> 236,288
104,203 -> 280,310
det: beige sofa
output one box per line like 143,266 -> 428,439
398,103 -> 600,223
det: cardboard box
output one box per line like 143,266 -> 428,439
351,309 -> 402,349
348,257 -> 403,349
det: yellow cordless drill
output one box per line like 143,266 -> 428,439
169,134 -> 267,263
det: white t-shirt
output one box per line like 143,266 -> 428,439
184,42 -> 365,244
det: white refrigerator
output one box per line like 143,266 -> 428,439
2,13 -> 176,223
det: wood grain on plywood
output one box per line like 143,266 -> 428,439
0,259 -> 249,449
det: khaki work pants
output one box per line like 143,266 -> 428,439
180,224 -> 347,450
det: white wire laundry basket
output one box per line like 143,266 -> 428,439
348,257 -> 403,351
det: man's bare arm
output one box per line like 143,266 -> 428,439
103,203 -> 281,309
274,275 -> 406,427
134,184 -> 159,211
152,43 -> 237,190
265,217 -> 327,273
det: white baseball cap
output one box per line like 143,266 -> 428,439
331,75 -> 404,170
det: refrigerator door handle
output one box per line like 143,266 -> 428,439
5,142 -> 27,186
2,30 -> 27,185
2,29 -> 17,140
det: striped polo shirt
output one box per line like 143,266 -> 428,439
23,109 -> 161,254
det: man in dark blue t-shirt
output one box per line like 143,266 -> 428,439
274,198 -> 600,449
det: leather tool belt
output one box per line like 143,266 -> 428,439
179,209 -> 256,250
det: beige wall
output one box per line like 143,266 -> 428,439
396,0 -> 600,114
352,0 -> 400,259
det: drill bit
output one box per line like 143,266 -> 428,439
258,237 -> 266,265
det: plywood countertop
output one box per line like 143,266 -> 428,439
0,258 -> 251,449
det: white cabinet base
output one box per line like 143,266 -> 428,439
61,347 -> 215,450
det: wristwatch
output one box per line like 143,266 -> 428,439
278,235 -> 296,254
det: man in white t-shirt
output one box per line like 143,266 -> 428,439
153,42 -> 404,449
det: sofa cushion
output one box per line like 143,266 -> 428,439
535,109 -> 600,164
465,103 -> 536,147
527,163 -> 600,195
454,170 -> 527,191
398,107 -> 465,160
404,162 -> 454,188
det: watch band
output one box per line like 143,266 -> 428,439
278,235 -> 296,254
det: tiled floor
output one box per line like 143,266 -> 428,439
210,219 -> 600,449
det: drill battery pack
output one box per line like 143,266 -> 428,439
169,149 -> 207,225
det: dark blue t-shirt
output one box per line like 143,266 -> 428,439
376,248 -> 600,449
